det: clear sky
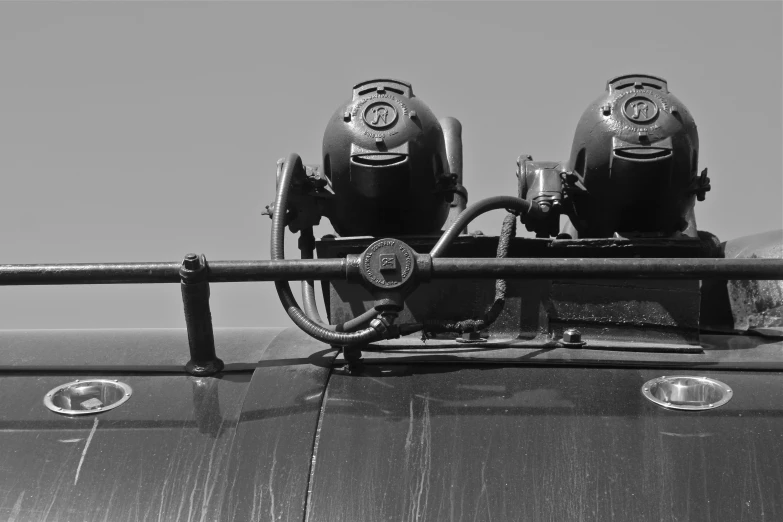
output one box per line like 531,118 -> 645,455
0,1 -> 780,329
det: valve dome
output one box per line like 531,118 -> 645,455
322,79 -> 453,237
566,74 -> 702,238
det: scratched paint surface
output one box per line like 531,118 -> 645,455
307,366 -> 783,522
0,373 -> 252,522
0,326 -> 335,522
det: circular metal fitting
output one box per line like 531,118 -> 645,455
44,379 -> 132,416
359,238 -> 416,290
642,376 -> 732,411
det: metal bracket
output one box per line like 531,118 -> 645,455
180,253 -> 224,376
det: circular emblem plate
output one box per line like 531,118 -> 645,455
622,96 -> 659,124
362,101 -> 398,130
361,238 -> 415,289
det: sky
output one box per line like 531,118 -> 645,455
0,1 -> 781,330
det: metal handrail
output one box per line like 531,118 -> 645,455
2,256 -> 782,375
1,257 -> 781,285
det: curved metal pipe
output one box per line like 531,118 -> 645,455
430,196 -> 539,258
299,228 -> 379,332
271,153 -> 382,346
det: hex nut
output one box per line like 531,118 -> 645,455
563,329 -> 581,343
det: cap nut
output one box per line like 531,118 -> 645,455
563,329 -> 581,343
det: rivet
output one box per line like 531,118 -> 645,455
376,86 -> 385,94
409,110 -> 417,119
343,111 -> 351,122
375,137 -> 384,144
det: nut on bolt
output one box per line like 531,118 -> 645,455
183,253 -> 200,270
561,328 -> 586,347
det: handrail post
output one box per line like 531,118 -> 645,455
180,253 -> 224,376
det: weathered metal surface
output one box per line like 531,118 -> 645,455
724,230 -> 783,333
0,327 -> 333,522
179,254 -> 223,376
2,257 -> 780,286
324,236 -> 779,348
0,328 -> 285,372
548,278 -> 701,345
565,74 -> 703,238
0,372 -> 253,521
307,365 -> 783,521
351,333 -> 783,370
430,258 -> 783,280
0,259 -> 347,285
322,79 -> 456,236
223,327 -> 335,521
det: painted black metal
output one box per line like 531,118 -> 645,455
0,372 -> 254,521
430,257 -> 783,280
566,74 -> 703,238
0,328 -> 285,372
0,327 -> 334,521
179,254 -> 223,376
307,365 -> 783,522
1,257 -> 781,285
0,259 -> 347,285
224,327 -> 336,521
322,79 -> 456,236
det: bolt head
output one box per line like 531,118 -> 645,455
563,328 -> 581,343
183,253 -> 200,270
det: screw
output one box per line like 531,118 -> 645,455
538,202 -> 551,213
183,253 -> 200,270
343,111 -> 351,122
563,329 -> 581,343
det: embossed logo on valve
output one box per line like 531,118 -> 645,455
622,96 -> 658,124
361,238 -> 415,289
363,101 -> 398,130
